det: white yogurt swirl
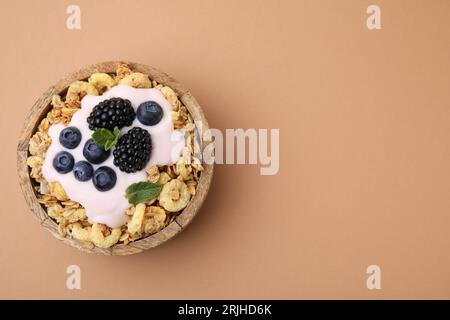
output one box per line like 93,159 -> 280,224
42,85 -> 184,228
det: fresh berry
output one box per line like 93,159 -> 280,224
83,139 -> 110,164
136,101 -> 163,126
59,126 -> 82,149
73,161 -> 94,182
87,97 -> 135,130
113,127 -> 152,173
53,151 -> 74,174
92,166 -> 117,191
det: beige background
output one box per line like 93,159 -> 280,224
1,0 -> 450,299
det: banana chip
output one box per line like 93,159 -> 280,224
90,223 -> 121,248
70,223 -> 91,242
127,203 -> 145,234
88,73 -> 117,93
159,179 -> 191,212
66,81 -> 99,102
118,72 -> 152,88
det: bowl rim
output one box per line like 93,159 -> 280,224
17,61 -> 214,255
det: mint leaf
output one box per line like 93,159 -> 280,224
126,181 -> 162,205
113,126 -> 121,138
104,140 -> 114,151
111,127 -> 120,149
92,127 -> 121,151
92,128 -> 114,145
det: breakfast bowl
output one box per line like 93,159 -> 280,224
17,61 -> 214,255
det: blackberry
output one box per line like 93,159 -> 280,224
113,127 -> 152,173
87,97 -> 135,130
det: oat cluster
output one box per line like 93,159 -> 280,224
27,64 -> 203,249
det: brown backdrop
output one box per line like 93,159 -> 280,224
1,0 -> 450,299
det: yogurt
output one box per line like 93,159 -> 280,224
42,85 -> 184,228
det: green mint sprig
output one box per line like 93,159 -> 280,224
92,126 -> 121,151
125,181 -> 162,205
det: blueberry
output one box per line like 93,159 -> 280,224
83,139 -> 110,164
53,151 -> 74,174
73,161 -> 94,182
92,166 -> 116,191
59,126 -> 82,149
137,101 -> 163,126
